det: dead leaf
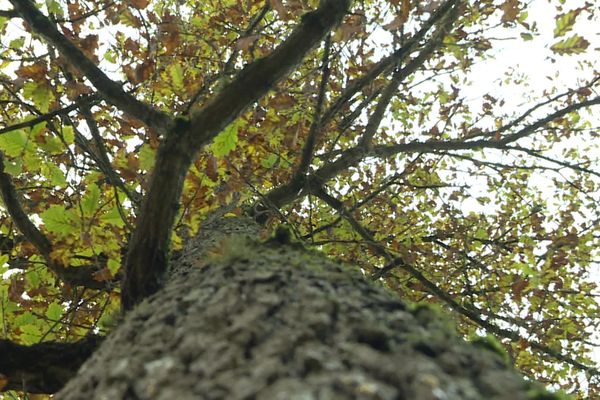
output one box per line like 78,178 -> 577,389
270,0 -> 287,19
93,268 -> 113,282
501,0 -> 520,23
131,0 -> 150,10
235,34 -> 260,51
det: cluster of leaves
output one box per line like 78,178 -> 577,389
0,0 -> 599,398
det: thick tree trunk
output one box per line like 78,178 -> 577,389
56,218 -> 536,399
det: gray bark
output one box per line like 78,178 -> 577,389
56,218 -> 540,399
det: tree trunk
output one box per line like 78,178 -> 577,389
56,217 -> 536,400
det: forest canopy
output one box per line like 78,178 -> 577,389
0,0 -> 599,398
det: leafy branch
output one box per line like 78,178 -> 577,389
0,152 -> 115,290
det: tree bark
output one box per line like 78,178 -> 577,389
55,217 -> 538,399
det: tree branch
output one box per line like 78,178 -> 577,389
8,0 -> 171,132
0,335 -> 102,394
313,185 -> 599,377
0,95 -> 99,136
121,0 -> 352,311
79,104 -> 142,206
0,9 -> 18,18
321,0 -> 461,125
0,152 -> 114,290
259,2 -> 462,213
293,34 -> 332,180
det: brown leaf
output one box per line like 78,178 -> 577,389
93,267 -> 113,282
135,59 -> 154,83
384,15 -> 406,31
235,35 -> 260,52
131,0 -> 150,9
15,62 -> 47,80
501,0 -> 520,23
206,155 -> 219,181
270,0 -> 287,19
511,278 -> 529,301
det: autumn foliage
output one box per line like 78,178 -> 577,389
0,0 -> 599,398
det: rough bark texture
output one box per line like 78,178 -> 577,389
57,218 -> 538,399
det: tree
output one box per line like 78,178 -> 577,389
0,0 -> 598,398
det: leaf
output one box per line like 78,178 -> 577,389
9,37 -> 25,50
62,125 -> 75,144
46,302 -> 65,321
81,184 -> 101,216
93,267 -> 113,282
269,0 -> 287,19
22,81 -> 54,113
235,35 -> 260,52
41,163 -> 67,186
211,121 -> 239,157
553,9 -> 581,38
501,0 -> 520,22
261,154 -> 278,169
520,32 -> 533,41
168,63 -> 184,90
550,34 -> 590,55
19,324 -> 42,345
0,129 -> 30,157
139,144 -> 156,171
100,207 -> 125,228
40,205 -> 78,235
130,0 -> 150,9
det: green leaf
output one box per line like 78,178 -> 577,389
14,311 -> 36,327
550,34 -> 590,55
46,0 -> 64,15
31,121 -> 47,137
23,81 -> 54,113
42,163 -> 67,186
169,63 -> 184,90
40,135 -> 64,154
139,144 -> 156,171
9,37 -> 25,49
46,302 -> 65,321
40,205 -> 78,235
62,125 -> 75,144
100,207 -> 125,228
211,121 -> 239,157
261,153 -> 278,169
20,324 -> 42,345
520,32 -> 533,41
0,129 -> 30,157
81,184 -> 101,216
473,227 -> 488,240
553,9 -> 580,38
2,159 -> 23,175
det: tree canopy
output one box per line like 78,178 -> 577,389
0,0 -> 598,398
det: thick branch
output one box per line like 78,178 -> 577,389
184,0 -> 351,151
8,0 -> 171,132
0,335 -> 102,394
121,0 -> 351,311
0,152 -> 113,289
